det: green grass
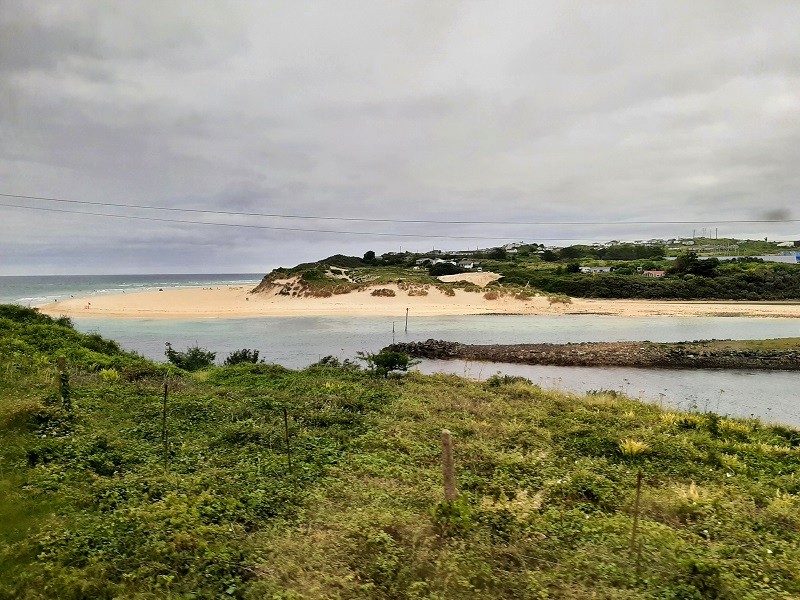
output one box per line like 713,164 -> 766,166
1,306 -> 799,598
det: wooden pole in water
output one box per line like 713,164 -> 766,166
405,308 -> 409,333
441,429 -> 457,502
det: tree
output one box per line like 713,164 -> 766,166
541,250 -> 558,262
165,342 -> 216,371
671,251 -> 719,277
566,262 -> 581,273
224,348 -> 260,366
428,262 -> 463,276
559,245 -> 590,260
488,247 -> 507,260
363,250 -> 376,263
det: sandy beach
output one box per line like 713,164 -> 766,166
37,283 -> 800,320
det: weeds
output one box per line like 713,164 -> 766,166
2,305 -> 800,598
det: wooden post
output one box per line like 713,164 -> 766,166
162,379 -> 169,471
283,408 -> 293,473
441,429 -> 457,502
57,357 -> 70,411
630,470 -> 643,551
635,539 -> 643,580
405,308 -> 409,333
56,357 -> 66,399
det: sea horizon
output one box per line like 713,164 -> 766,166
0,272 -> 264,306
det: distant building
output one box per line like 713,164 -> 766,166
643,270 -> 666,278
579,266 -> 612,274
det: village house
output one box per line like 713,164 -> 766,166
643,270 -> 667,277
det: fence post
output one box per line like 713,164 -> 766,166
162,378 -> 169,471
441,429 -> 457,502
630,470 -> 643,551
57,356 -> 70,412
283,408 -> 293,474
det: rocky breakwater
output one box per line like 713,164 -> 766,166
386,339 -> 800,370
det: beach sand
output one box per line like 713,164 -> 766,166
37,283 -> 800,320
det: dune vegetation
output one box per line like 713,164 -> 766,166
1,304 -> 799,598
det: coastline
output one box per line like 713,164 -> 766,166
36,284 -> 800,319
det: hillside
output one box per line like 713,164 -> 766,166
251,246 -> 800,302
1,305 -> 799,598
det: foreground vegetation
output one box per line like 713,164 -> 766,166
2,305 -> 799,598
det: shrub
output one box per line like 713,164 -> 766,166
224,349 -> 261,366
618,438 -> 650,458
547,294 -> 572,305
371,288 -> 396,297
483,291 -> 499,300
428,262 -> 463,276
308,355 -> 361,372
98,368 -> 121,383
164,342 -> 216,371
357,350 -> 418,377
486,373 -> 532,387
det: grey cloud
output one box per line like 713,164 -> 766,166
2,1 -> 800,274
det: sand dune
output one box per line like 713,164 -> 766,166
37,284 -> 800,320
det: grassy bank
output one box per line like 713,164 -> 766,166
1,305 -> 799,598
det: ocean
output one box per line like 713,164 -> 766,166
2,273 -> 800,425
0,273 -> 264,306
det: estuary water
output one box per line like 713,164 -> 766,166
1,274 -> 799,426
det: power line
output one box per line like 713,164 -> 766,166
0,202 -> 594,242
2,192 -> 797,226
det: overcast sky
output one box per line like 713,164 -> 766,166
1,1 -> 799,275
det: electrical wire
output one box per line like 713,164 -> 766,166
2,192 -> 796,226
0,202 -> 598,242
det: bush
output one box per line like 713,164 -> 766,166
224,349 -> 261,366
486,373 -> 532,387
357,350 -> 418,378
428,262 -> 463,276
371,288 -> 396,297
164,342 -> 216,371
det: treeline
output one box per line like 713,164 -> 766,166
501,265 -> 800,300
546,243 -> 666,261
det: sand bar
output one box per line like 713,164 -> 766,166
37,284 -> 800,319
